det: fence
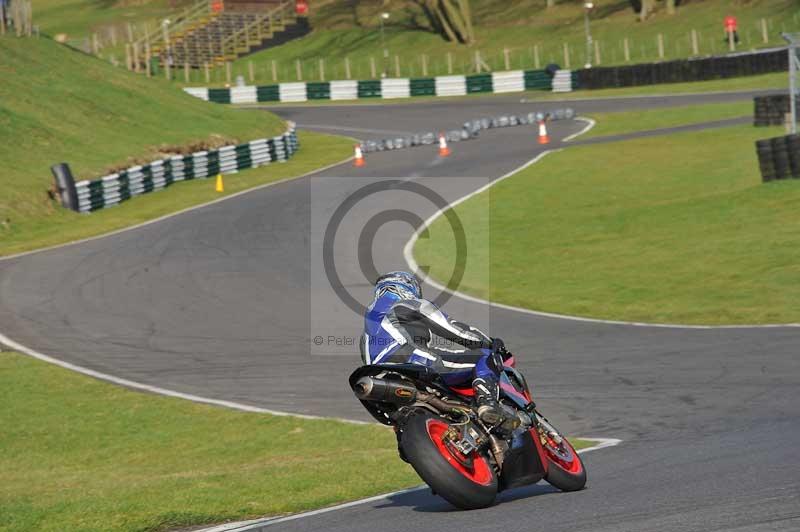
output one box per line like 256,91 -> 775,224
1,0 -> 34,37
184,68 -> 562,103
55,124 -> 298,213
83,12 -> 800,86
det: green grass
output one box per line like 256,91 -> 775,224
0,351 -> 593,532
35,0 -> 194,47
0,36 -> 351,257
414,121 -> 800,325
0,351 -> 418,532
581,101 -> 752,138
215,0 -> 799,85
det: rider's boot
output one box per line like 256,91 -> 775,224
472,377 -> 508,426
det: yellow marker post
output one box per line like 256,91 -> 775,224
215,174 -> 224,193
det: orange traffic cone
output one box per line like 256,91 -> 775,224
354,144 -> 365,167
215,173 -> 224,192
537,120 -> 550,145
438,133 -> 451,157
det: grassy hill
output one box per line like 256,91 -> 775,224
34,0 -> 194,47
32,1 -> 799,86
226,0 -> 797,84
0,35 -> 349,256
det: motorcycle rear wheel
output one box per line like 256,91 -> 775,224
400,409 -> 498,509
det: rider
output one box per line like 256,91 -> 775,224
360,271 -> 511,425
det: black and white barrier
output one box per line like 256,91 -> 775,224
64,123 -> 298,213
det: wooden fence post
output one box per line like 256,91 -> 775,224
447,52 -> 453,74
271,59 -> 277,81
133,42 -> 140,72
110,26 -> 117,46
761,18 -> 768,44
370,56 -> 376,78
125,44 -> 132,71
205,62 -> 210,83
503,47 -> 510,70
249,60 -> 255,82
345,56 -> 351,78
657,33 -> 665,59
691,29 -> 699,55
319,58 -> 325,80
184,62 -> 189,82
295,58 -> 302,80
226,61 -> 232,84
145,44 -> 152,77
1,4 -> 6,35
594,40 -> 601,65
421,54 -> 428,76
563,42 -> 570,68
623,37 -> 630,62
533,45 -> 540,68
394,55 -> 400,77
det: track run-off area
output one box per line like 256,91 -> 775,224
1,89 -> 798,531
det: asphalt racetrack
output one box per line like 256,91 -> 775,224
1,90 -> 798,531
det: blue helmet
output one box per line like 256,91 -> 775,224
374,271 -> 422,301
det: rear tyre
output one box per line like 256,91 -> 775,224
400,410 -> 498,510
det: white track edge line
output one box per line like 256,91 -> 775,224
197,437 -> 623,531
0,153 -> 353,263
563,116 -> 596,141
0,332 -> 369,425
402,125 -> 800,330
0,152 -> 372,425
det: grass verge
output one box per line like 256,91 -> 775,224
0,36 -> 352,257
414,122 -> 800,325
0,130 -> 351,257
581,101 -> 752,138
0,350 -> 591,532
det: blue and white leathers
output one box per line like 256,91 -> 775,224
360,290 -> 497,386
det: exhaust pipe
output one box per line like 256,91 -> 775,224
353,377 -> 418,405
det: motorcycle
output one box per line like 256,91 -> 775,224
348,351 -> 586,509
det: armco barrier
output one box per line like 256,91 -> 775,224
574,47 -> 787,90
184,69 -> 555,104
71,124 -> 298,213
755,133 -> 800,182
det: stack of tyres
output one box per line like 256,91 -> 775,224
756,139 -> 775,182
410,78 -> 436,96
466,73 -> 493,93
787,134 -> 800,178
357,80 -> 382,98
771,136 -> 791,180
306,82 -> 331,100
257,85 -> 280,102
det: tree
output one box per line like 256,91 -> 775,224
639,0 -> 653,21
416,0 -> 475,44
